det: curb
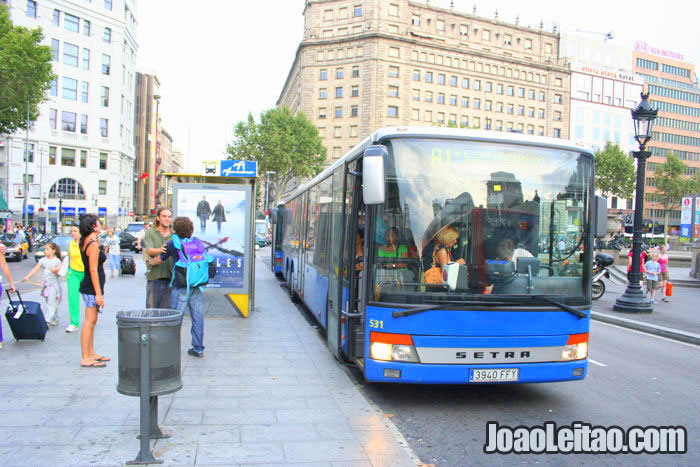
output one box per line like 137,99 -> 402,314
591,311 -> 700,346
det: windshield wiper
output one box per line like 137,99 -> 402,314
391,300 -> 514,318
523,295 -> 588,319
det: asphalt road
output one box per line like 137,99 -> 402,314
350,321 -> 699,466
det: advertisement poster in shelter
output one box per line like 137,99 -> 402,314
172,184 -> 251,291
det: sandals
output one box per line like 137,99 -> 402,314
80,360 -> 107,368
94,355 -> 111,362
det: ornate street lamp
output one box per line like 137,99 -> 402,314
614,93 -> 658,313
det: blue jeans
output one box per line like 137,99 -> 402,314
171,287 -> 204,353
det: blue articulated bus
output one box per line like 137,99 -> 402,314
270,127 -> 606,384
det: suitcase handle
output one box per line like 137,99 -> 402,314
6,289 -> 26,311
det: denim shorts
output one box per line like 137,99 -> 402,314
81,294 -> 97,308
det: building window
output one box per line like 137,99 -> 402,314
320,69 -> 327,80
104,0 -> 113,11
81,82 -> 89,103
64,43 -> 78,66
318,127 -> 326,138
438,74 -> 445,85
100,118 -> 108,137
333,126 -> 342,138
485,101 -> 492,111
389,47 -> 399,58
80,114 -> 88,134
554,111 -> 561,121
527,125 -> 535,135
52,9 -> 60,26
61,148 -> 76,166
525,38 -> 532,49
425,72 -> 433,83
81,48 -> 90,70
554,94 -> 562,104
51,39 -> 59,61
335,87 -> 343,98
387,106 -> 398,117
65,13 -> 79,33
412,15 -> 420,26
49,146 -> 57,165
353,5 -> 362,17
388,66 -> 399,77
23,143 -> 34,163
485,82 -> 492,92
424,110 -> 432,122
553,128 -> 561,138
50,78 -> 57,96
461,97 -> 469,108
555,77 -> 562,87
496,84 -> 503,94
517,105 -> 524,116
473,99 -> 481,109
538,126 -> 544,136
473,80 -> 481,91
450,95 -> 457,106
80,150 -> 87,168
99,152 -> 108,170
437,93 -> 445,104
411,108 -> 419,120
351,85 -> 359,97
425,91 -> 433,103
506,104 -> 514,114
436,19 -> 445,32
49,109 -> 57,129
99,180 -> 107,195
389,3 -> 399,16
352,66 -> 359,78
103,27 -> 111,43
528,90 -> 535,99
61,111 -> 77,132
62,77 -> 78,100
507,86 -> 514,96
83,20 -> 90,36
26,0 -> 37,18
336,68 -> 344,79
338,7 -> 348,19
538,91 -> 545,101
462,78 -> 469,89
319,107 -> 326,119
518,87 -> 525,98
102,54 -> 111,75
459,24 -> 468,36
351,105 -> 358,117
319,88 -> 327,99
335,107 -> 342,118
101,86 -> 109,107
527,107 -> 535,117
538,108 -> 545,119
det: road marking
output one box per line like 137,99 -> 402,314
593,320 -> 700,349
588,358 -> 608,367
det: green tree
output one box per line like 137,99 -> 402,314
227,107 -> 326,206
594,142 -> 635,200
0,4 -> 54,134
655,152 -> 700,242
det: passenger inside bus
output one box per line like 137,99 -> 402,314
377,227 -> 409,269
494,238 -> 534,262
431,225 -> 466,270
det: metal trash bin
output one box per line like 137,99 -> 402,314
116,308 -> 183,465
117,308 -> 183,396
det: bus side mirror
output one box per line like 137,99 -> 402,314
362,145 -> 387,205
270,208 -> 278,225
593,196 -> 607,239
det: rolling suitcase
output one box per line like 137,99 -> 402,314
4,290 -> 47,341
120,255 -> 136,275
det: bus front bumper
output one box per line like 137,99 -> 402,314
364,359 -> 588,384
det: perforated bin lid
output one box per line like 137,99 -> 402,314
116,308 -> 183,325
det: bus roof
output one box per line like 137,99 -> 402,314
282,126 -> 595,204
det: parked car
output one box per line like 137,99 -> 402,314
34,234 -> 72,263
254,233 -> 267,250
98,231 -> 139,252
1,233 -> 28,262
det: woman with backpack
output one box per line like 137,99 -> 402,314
149,216 -> 209,358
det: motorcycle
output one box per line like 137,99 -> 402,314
592,252 -> 615,300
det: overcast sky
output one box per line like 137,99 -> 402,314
136,0 -> 699,172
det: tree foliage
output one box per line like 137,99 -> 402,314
594,142 -> 635,200
655,152 -> 700,240
0,4 -> 54,134
227,107 -> 326,205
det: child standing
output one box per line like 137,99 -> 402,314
644,251 -> 662,303
22,242 -> 63,326
104,228 -> 121,278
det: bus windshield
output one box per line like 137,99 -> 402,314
370,138 -> 593,306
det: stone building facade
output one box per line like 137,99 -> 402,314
278,0 -> 571,164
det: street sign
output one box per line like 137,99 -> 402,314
78,208 -> 86,215
220,160 -> 257,178
129,211 -> 134,217
624,213 -> 633,227
98,207 -> 107,216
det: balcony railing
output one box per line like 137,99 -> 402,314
48,193 -> 86,200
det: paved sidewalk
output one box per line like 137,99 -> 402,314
0,253 -> 417,466
591,271 -> 700,344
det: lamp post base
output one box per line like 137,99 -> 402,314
613,284 -> 653,313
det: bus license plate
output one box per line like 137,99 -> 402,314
469,368 -> 519,383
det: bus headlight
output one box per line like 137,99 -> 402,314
369,332 -> 420,363
560,333 -> 588,361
